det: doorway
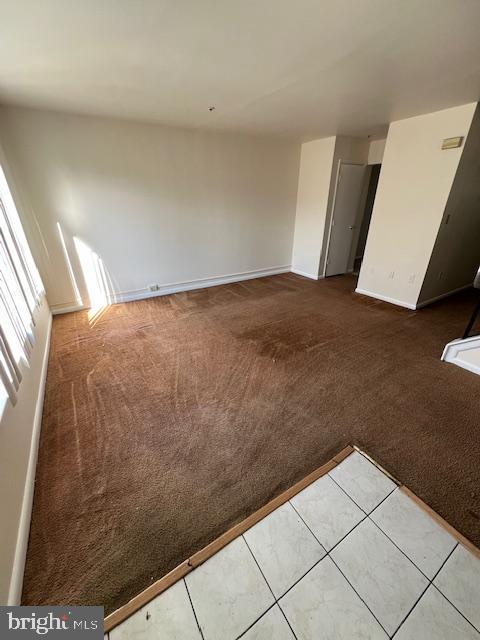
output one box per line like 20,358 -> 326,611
353,164 -> 381,275
324,161 -> 381,278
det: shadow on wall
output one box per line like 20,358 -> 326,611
57,222 -> 114,325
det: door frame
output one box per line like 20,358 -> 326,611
322,160 -> 366,278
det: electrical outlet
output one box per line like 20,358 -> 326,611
438,271 -> 444,280
388,271 -> 395,280
148,284 -> 160,291
408,274 -> 415,284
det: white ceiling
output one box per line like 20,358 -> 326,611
1,0 -> 480,140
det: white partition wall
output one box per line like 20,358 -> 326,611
357,103 -> 478,309
291,137 -> 336,279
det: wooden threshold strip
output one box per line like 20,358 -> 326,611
105,443 -> 480,632
104,444 -> 354,632
400,486 -> 480,561
354,445 -> 480,562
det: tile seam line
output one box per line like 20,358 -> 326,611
390,543 -> 459,638
183,577 -> 205,640
240,534 -> 298,640
288,500 -> 389,636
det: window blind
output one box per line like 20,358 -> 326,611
0,166 -> 43,407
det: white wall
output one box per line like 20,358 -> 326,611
419,105 -> 480,304
0,106 -> 301,311
367,138 -> 386,165
291,137 -> 336,278
357,103 -> 477,308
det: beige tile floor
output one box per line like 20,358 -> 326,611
108,451 -> 480,639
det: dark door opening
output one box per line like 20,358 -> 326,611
352,163 -> 381,274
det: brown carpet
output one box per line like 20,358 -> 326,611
23,274 -> 480,614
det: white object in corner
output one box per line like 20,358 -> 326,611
8,311 -> 52,604
441,335 -> 480,376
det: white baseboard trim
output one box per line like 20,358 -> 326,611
8,310 -> 53,605
416,284 -> 472,309
112,265 -> 291,304
355,283 -> 472,311
51,266 -> 291,312
355,287 -> 417,310
51,303 -> 87,315
290,268 -> 319,280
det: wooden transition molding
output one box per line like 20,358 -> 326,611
104,443 -> 480,632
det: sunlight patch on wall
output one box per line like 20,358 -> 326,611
73,237 -> 113,324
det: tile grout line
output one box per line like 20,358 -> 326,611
387,576 -> 432,638
368,516 -> 433,583
241,533 -> 299,640
327,554 -> 391,637
239,535 -> 297,640
328,470 -> 396,516
328,469 -> 479,636
247,462 -> 474,637
242,534 -> 276,601
324,466 -> 480,636
364,477 -> 466,586
288,500 -> 389,636
429,543 -> 480,636
273,497 -> 376,605
287,498 -> 365,557
276,601 -> 299,640
430,583 -> 480,635
183,578 -> 205,640
235,602 -> 277,640
390,543 -> 459,638
326,473 -> 368,513
241,533 -> 300,639
276,555 -> 326,601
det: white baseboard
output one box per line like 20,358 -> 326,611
51,266 -> 291,313
112,265 -> 291,304
290,268 -> 319,280
355,287 -> 417,310
51,302 -> 87,315
416,284 -> 472,309
355,283 -> 472,311
8,310 -> 52,605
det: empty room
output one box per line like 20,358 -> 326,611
1,1 -> 480,638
